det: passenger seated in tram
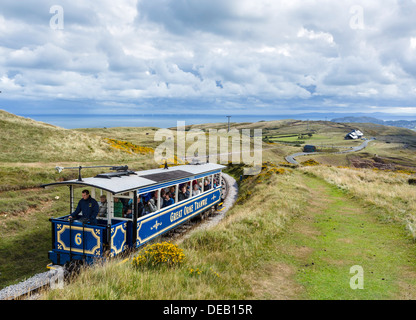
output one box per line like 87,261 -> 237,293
169,186 -> 176,197
178,184 -> 189,202
137,195 -> 145,217
162,192 -> 174,208
192,183 -> 201,197
124,195 -> 145,218
114,197 -> 123,218
98,195 -> 108,218
126,197 -> 133,208
203,179 -> 211,190
123,198 -> 132,215
146,191 -> 158,213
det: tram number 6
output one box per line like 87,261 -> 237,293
75,233 -> 82,245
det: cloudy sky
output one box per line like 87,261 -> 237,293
1,0 -> 416,116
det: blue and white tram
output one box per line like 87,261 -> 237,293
42,163 -> 225,266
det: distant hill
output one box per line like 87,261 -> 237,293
0,110 -> 151,163
331,116 -> 416,130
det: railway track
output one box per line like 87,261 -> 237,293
0,269 -> 61,300
0,173 -> 236,300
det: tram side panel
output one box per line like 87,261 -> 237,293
49,217 -> 107,265
136,187 -> 221,247
109,220 -> 133,257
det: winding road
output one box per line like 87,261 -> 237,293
285,138 -> 375,165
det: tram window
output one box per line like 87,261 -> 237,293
114,194 -> 150,219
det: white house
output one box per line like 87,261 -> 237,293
345,129 -> 364,140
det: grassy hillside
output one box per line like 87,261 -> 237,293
75,127 -> 161,150
185,118 -> 416,169
0,110 -> 157,164
268,120 -> 416,169
1,110 -> 416,297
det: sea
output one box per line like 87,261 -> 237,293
16,113 -> 310,129
17,112 -> 416,130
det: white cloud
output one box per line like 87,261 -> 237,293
297,28 -> 335,45
411,38 -> 416,49
0,0 -> 415,115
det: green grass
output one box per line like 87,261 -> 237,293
272,174 -> 416,299
0,187 -> 70,288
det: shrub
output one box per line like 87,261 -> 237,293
105,138 -> 154,155
131,242 -> 185,269
396,169 -> 416,175
188,267 -> 221,278
301,159 -> 320,166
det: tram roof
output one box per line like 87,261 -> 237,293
41,163 -> 226,195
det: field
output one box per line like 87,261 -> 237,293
1,109 -> 416,300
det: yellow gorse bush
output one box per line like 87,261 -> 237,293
188,267 -> 221,278
301,159 -> 320,166
106,138 -> 154,155
188,267 -> 202,276
255,162 -> 287,184
131,242 -> 185,268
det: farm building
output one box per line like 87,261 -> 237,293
345,129 -> 364,140
303,145 -> 317,152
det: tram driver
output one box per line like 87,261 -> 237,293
68,189 -> 99,225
